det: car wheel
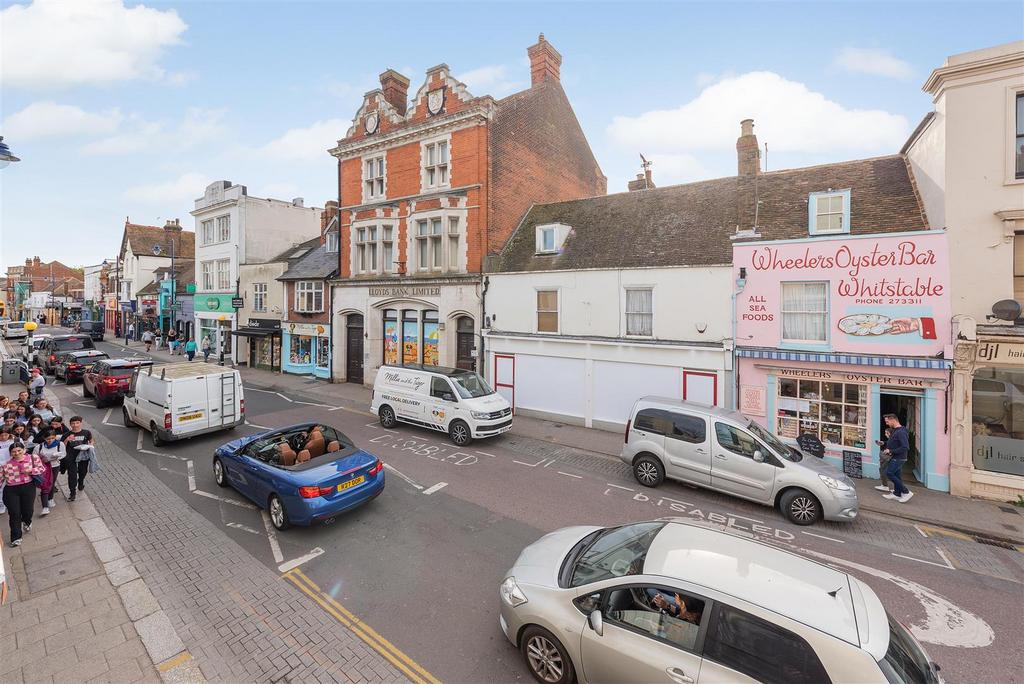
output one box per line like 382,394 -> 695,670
150,423 -> 165,447
448,419 -> 472,446
633,454 -> 665,488
781,488 -> 822,526
213,457 -> 228,488
269,494 -> 290,531
521,626 -> 575,684
122,407 -> 134,428
379,405 -> 397,429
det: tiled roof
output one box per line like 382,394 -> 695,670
270,237 -> 323,264
492,155 -> 928,273
278,243 -> 339,281
120,222 -> 195,261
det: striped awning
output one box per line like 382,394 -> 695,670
736,348 -> 951,370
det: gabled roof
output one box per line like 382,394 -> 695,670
492,155 -> 928,273
120,222 -> 195,261
136,280 -> 161,296
278,243 -> 339,281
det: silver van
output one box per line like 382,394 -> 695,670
620,397 -> 858,525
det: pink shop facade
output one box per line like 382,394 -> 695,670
733,231 -> 953,491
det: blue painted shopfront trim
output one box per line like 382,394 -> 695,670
918,388 -> 947,491
765,375 -> 777,428
281,331 -> 331,379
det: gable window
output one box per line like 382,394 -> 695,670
625,288 -> 653,336
200,219 -> 214,245
537,290 -> 558,333
295,281 -> 324,313
364,156 -> 385,200
423,140 -> 449,188
325,231 -> 339,253
808,190 -> 850,235
253,283 -> 267,312
781,282 -> 827,342
1016,93 -> 1024,180
216,215 -> 231,242
417,218 -> 444,271
354,224 -> 394,274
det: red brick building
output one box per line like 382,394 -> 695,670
4,257 -> 84,320
329,34 -> 606,384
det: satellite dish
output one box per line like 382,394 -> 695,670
152,244 -> 163,256
991,299 -> 1021,321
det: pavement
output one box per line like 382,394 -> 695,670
119,336 -> 1024,546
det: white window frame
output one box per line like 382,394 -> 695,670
351,221 -> 395,275
780,281 -> 829,344
216,215 -> 231,243
362,154 -> 386,202
421,135 -> 451,191
200,261 -> 214,291
200,219 -> 214,246
624,287 -> 654,337
215,259 -> 231,291
253,283 -> 267,312
294,281 -> 324,313
536,288 -> 560,334
1007,86 -> 1024,185
808,190 -> 850,235
408,209 -> 464,273
325,231 -> 339,253
535,222 -> 571,254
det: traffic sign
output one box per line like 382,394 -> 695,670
231,297 -> 244,309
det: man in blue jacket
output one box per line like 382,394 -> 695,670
881,413 -> 912,503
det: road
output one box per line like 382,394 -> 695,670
18,328 -> 1024,683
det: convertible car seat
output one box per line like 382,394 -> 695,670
326,440 -> 341,453
278,443 -> 297,466
304,432 -> 326,458
296,449 -> 311,464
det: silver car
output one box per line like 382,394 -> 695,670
500,520 -> 940,684
620,397 -> 858,525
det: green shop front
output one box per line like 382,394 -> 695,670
194,294 -> 236,360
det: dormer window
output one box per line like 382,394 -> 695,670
536,223 -> 570,254
808,190 -> 851,235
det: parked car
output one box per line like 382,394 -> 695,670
74,319 -> 105,341
40,335 -> 95,374
55,350 -> 109,382
370,363 -> 513,446
21,334 -> 51,365
2,320 -> 28,339
213,422 -> 385,530
122,362 -> 244,446
83,358 -> 153,407
621,397 -> 858,525
500,520 -> 940,684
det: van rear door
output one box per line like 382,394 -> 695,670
205,372 -> 238,427
173,377 -> 211,432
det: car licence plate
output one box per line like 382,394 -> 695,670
178,412 -> 204,422
337,475 -> 365,492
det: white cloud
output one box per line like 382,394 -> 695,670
123,172 -> 209,205
257,119 -> 348,162
834,47 -> 914,80
2,101 -> 122,140
607,71 -> 909,157
1,0 -> 187,89
81,108 -> 227,155
456,65 -> 524,97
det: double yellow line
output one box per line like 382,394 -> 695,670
283,568 -> 440,684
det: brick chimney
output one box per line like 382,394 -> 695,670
163,218 -> 182,232
736,118 -> 761,176
627,169 -> 655,192
25,258 -> 32,267
379,69 -> 410,115
527,33 -> 562,86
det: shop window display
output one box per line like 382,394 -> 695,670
316,337 -> 330,368
290,335 -> 312,365
777,378 -> 867,449
383,310 -> 399,364
972,367 -> 1024,476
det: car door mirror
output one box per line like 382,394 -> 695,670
753,449 -> 765,463
587,609 -> 604,636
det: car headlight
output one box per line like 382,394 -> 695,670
500,576 -> 528,607
819,474 -> 852,491
471,411 -> 491,420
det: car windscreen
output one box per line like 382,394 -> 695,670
53,337 -> 94,352
570,521 -> 666,587
878,614 -> 938,684
7,322 -> 25,328
749,420 -> 802,462
450,372 -> 494,399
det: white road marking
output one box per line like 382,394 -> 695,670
261,510 -> 285,563
275,392 -> 294,403
72,401 -> 92,407
800,546 -> 993,648
606,483 -> 635,491
475,450 -> 497,458
66,386 -> 83,397
383,463 -> 423,490
136,429 -> 143,450
557,471 -> 583,479
891,552 -> 954,569
915,524 -> 929,538
193,490 -> 257,509
245,421 -> 272,430
225,522 -> 262,535
935,547 -> 956,569
246,387 -> 277,394
724,512 -> 763,524
293,400 -> 332,408
800,530 -> 845,543
103,408 -> 112,424
138,448 -> 189,461
422,482 -> 448,495
186,460 -> 196,491
512,456 -> 552,467
278,547 -> 325,573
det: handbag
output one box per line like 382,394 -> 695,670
31,474 -> 45,488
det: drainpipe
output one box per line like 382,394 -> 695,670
479,275 -> 489,377
328,277 -> 335,383
731,268 -> 747,410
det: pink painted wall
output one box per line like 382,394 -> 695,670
734,232 -> 951,355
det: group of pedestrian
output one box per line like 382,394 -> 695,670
131,323 -> 209,362
0,389 -> 97,547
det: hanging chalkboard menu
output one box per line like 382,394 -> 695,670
796,433 -> 825,459
842,450 -> 863,478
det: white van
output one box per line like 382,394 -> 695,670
370,364 -> 513,446
122,362 -> 245,446
2,321 -> 28,339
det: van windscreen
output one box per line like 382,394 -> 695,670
451,372 -> 494,399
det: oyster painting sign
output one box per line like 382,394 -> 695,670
734,231 -> 951,356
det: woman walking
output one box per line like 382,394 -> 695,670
1,443 -> 45,547
36,430 -> 65,515
201,335 -> 212,362
184,338 -> 197,362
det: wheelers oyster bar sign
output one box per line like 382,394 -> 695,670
734,232 -> 951,356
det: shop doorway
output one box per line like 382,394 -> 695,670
880,392 -> 921,482
456,316 -> 475,371
346,314 -> 364,384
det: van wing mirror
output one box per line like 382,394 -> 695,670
753,450 -> 765,463
442,392 -> 456,402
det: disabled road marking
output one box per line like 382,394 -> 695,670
186,460 -> 196,491
558,471 -> 583,479
383,463 -> 423,490
193,490 -> 257,510
136,429 -> 143,450
260,510 -> 285,564
225,522 -> 262,535
422,482 -> 447,496
801,530 -> 845,544
278,547 -> 325,573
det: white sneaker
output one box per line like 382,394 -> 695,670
882,493 -> 900,500
0,506 -> 6,515
874,485 -> 891,492
40,507 -> 50,516
898,491 -> 914,503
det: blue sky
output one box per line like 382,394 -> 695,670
1,0 -> 1020,271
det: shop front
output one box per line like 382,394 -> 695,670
282,321 -> 330,378
233,318 -> 282,371
193,294 -> 236,361
734,230 -> 953,491
331,278 -> 480,386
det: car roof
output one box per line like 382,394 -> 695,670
383,363 -> 475,378
48,335 -> 88,342
644,522 -> 860,646
105,358 -> 152,368
635,396 -> 747,422
67,350 -> 106,357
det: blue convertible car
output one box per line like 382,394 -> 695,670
212,422 -> 385,530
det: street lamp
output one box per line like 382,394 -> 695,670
0,136 -> 20,169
